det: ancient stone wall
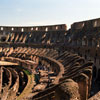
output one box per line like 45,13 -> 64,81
0,45 -> 93,100
0,18 -> 98,99
0,24 -> 67,44
66,18 -> 100,81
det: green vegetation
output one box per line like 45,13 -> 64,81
24,69 -> 31,75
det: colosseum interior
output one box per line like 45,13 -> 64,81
0,18 -> 100,100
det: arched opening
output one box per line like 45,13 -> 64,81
11,27 -> 14,31
1,36 -> 6,42
31,27 -> 33,31
45,27 -> 48,31
56,26 -> 58,30
90,65 -> 100,97
94,21 -> 97,27
36,27 -> 38,31
97,69 -> 100,81
21,28 -> 24,32
92,65 -> 97,79
1,27 -> 3,31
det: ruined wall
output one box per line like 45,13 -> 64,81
0,24 -> 67,44
66,18 -> 100,81
0,18 -> 98,100
0,45 -> 93,100
71,18 -> 100,30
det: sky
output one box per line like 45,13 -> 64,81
0,0 -> 100,29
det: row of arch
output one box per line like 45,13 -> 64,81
71,18 -> 100,30
4,31 -> 67,44
0,25 -> 66,32
71,37 -> 100,48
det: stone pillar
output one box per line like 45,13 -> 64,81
92,39 -> 95,47
82,39 -> 85,46
74,73 -> 89,100
0,66 -> 2,93
55,79 -> 80,100
83,69 -> 92,97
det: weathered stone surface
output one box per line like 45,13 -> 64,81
55,79 -> 80,100
0,20 -> 97,99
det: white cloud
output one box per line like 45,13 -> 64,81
16,8 -> 23,13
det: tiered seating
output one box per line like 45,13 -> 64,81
0,45 -> 93,100
0,23 -> 94,100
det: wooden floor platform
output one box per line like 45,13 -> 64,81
0,61 -> 19,66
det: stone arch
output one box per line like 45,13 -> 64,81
82,37 -> 85,46
97,68 -> 100,81
97,38 -> 100,48
92,65 -> 97,80
92,38 -> 97,47
77,38 -> 82,46
82,36 -> 88,46
87,38 -> 92,47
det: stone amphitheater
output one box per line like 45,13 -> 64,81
0,18 -> 100,100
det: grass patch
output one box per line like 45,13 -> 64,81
24,69 -> 31,75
